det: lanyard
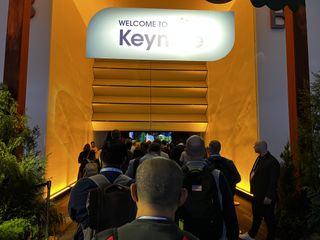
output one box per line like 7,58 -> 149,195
100,167 -> 123,174
138,216 -> 170,221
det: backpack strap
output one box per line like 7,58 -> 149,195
179,229 -> 194,240
211,170 -> 222,208
211,169 -> 227,240
93,228 -> 117,240
89,174 -> 110,189
105,228 -> 117,240
132,157 -> 141,178
113,174 -> 132,186
181,231 -> 191,240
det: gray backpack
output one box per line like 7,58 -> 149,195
83,160 -> 99,177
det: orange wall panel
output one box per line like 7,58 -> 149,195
46,0 -> 94,195
204,0 -> 258,192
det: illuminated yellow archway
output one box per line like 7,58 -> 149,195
46,0 -> 258,195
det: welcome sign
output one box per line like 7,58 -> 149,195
87,8 -> 235,61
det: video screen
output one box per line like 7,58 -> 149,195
129,132 -> 172,144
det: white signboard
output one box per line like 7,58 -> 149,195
87,8 -> 235,61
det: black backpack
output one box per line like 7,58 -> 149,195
85,174 -> 137,238
178,166 -> 225,239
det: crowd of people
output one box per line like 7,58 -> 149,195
69,130 -> 280,240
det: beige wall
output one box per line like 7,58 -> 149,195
47,0 -> 258,194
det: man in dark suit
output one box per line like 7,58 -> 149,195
239,141 -> 280,240
207,140 -> 241,196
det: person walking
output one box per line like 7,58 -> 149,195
207,140 -> 241,196
239,141 -> 280,240
77,144 -> 96,179
178,135 -> 239,240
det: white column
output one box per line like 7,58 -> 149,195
255,6 -> 289,159
0,0 -> 9,83
26,0 -> 52,155
306,0 -> 320,81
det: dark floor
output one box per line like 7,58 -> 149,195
235,195 -> 267,240
55,194 -> 267,240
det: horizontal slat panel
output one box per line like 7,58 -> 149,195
151,87 -> 207,98
93,86 -> 207,98
152,105 -> 207,114
151,97 -> 207,105
94,59 -> 207,71
151,70 -> 207,81
92,59 -> 208,132
150,62 -> 207,71
94,79 -> 150,87
94,69 -> 207,82
93,96 -> 150,104
93,86 -> 150,97
92,113 -> 206,122
94,68 -> 150,80
151,114 -> 206,122
93,113 -> 150,121
93,104 -> 207,114
151,122 -> 207,132
93,104 -> 150,113
93,79 -> 206,88
92,121 -> 152,131
93,96 -> 207,105
94,60 -> 151,69
151,80 -> 206,87
92,121 -> 207,132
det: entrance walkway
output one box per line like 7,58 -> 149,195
56,194 -> 267,239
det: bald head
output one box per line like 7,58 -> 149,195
186,135 -> 206,160
135,157 -> 183,211
254,141 -> 268,155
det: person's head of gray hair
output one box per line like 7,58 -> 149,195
135,157 -> 184,211
209,140 -> 221,155
254,140 -> 268,154
185,135 -> 206,160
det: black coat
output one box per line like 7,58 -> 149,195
94,219 -> 199,240
250,152 -> 280,202
207,155 -> 241,195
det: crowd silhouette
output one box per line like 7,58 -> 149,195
69,130 -> 280,240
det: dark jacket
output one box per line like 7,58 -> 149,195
207,154 -> 241,195
250,152 -> 280,202
77,150 -> 97,179
78,150 -> 96,164
94,218 -> 199,240
170,144 -> 185,166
